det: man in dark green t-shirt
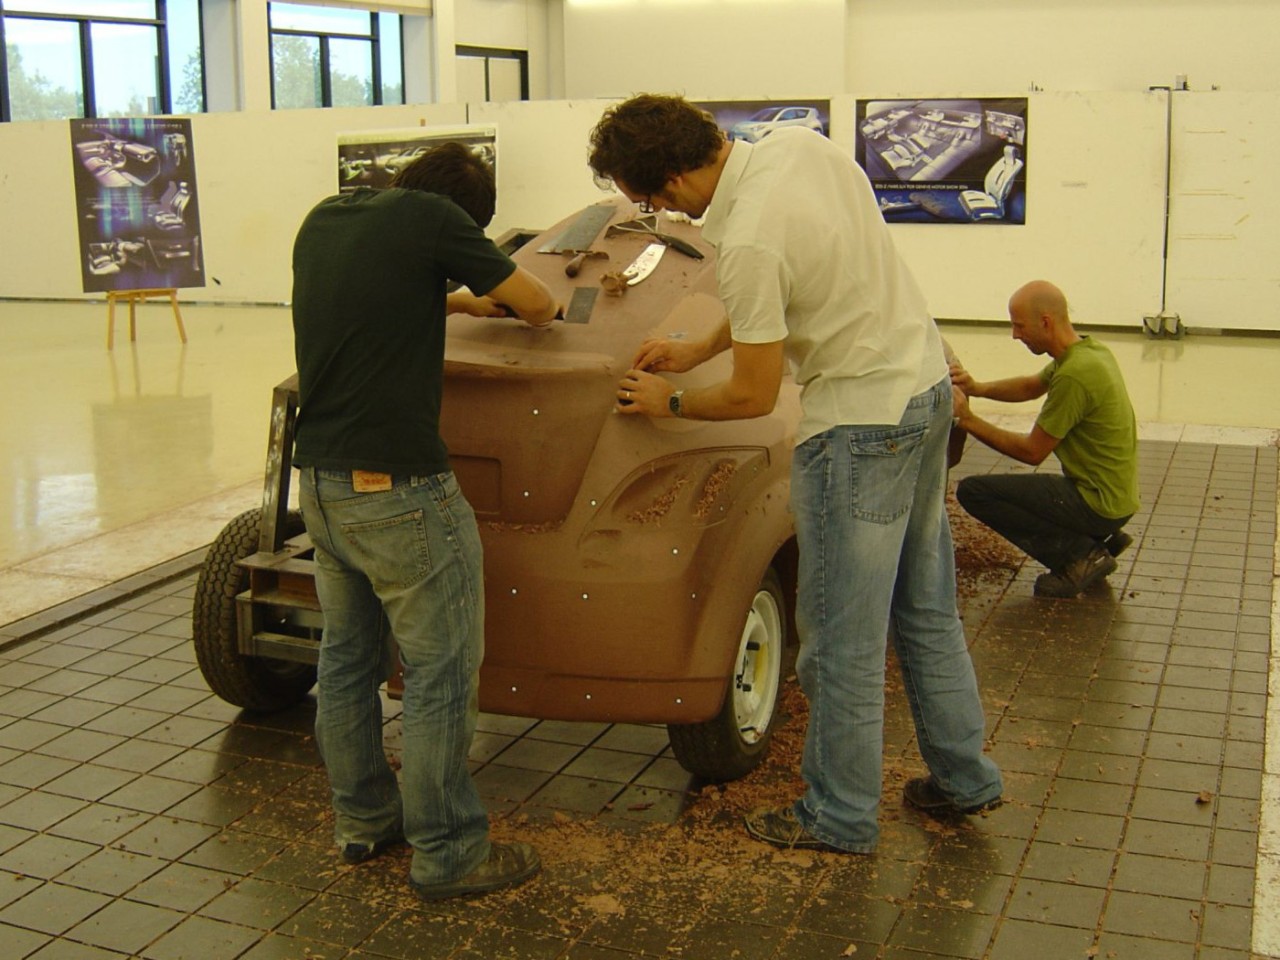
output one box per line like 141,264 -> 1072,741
950,280 -> 1139,598
291,142 -> 560,900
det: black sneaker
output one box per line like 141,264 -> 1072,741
410,842 -> 541,901
744,805 -> 840,852
1033,547 -> 1117,598
340,834 -> 403,865
903,777 -> 1001,817
1102,530 -> 1133,557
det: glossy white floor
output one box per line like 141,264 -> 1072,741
0,297 -> 1278,953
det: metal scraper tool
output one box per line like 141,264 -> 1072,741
538,205 -> 616,254
563,287 -> 599,324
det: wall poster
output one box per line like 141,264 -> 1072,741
856,98 -> 1028,224
337,126 -> 497,193
694,99 -> 831,143
70,117 -> 204,293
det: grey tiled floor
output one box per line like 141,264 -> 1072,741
0,438 -> 1274,959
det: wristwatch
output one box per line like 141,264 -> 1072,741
668,389 -> 685,418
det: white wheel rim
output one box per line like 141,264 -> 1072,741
732,587 -> 782,744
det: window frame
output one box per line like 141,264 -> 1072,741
456,45 -> 529,102
268,2 -> 404,111
0,0 -> 204,122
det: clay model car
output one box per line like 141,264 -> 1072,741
193,198 -> 801,781
728,105 -> 826,143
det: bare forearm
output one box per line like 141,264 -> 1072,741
969,374 -> 1046,403
957,412 -> 1047,465
696,317 -> 734,365
679,380 -> 775,421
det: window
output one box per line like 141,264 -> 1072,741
269,2 -> 403,110
456,46 -> 528,103
0,0 -> 205,122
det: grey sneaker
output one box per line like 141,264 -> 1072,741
903,777 -> 1001,817
1034,547 -> 1117,598
410,842 -> 541,901
743,805 -> 839,852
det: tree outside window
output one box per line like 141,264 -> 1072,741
1,0 -> 204,122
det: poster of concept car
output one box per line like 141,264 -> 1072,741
336,126 -> 497,193
856,98 -> 1028,224
70,117 -> 204,293
694,100 -> 831,143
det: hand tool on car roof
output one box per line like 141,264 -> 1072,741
601,243 -> 666,296
563,248 -> 607,277
563,286 -> 599,323
623,243 -> 666,285
538,204 -> 616,255
605,214 -> 704,260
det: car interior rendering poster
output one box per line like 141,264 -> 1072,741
694,100 -> 832,143
856,98 -> 1028,224
70,117 -> 204,293
337,126 -> 497,193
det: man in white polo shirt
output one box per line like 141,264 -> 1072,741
588,94 -> 1002,853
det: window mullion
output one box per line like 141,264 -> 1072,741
0,17 -> 10,123
369,12 -> 381,106
80,18 -> 95,118
318,35 -> 331,107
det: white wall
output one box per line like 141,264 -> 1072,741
0,105 -> 465,304
455,0 -> 552,100
844,0 -> 1280,95
3,1 -> 1279,329
850,91 -> 1170,326
561,0 -> 846,101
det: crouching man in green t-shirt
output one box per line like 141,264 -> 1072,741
950,280 -> 1139,598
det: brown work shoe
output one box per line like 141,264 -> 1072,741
744,805 -> 841,852
410,842 -> 541,901
903,777 -> 1001,817
1034,547 -> 1117,598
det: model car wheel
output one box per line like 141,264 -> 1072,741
193,508 -> 317,712
668,566 -> 787,783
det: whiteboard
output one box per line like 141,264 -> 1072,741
849,91 -> 1169,327
1166,92 -> 1280,332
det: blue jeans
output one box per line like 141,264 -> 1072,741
791,378 -> 1002,852
299,467 -> 489,885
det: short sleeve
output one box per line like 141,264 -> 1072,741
717,244 -> 790,344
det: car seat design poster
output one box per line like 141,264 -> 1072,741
856,98 -> 1028,224
336,126 -> 497,193
70,118 -> 205,293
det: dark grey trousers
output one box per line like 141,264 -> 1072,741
956,473 -> 1129,573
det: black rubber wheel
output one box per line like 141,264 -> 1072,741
668,566 -> 788,783
193,508 -> 317,711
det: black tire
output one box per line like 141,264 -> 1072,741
668,566 -> 788,783
193,508 -> 317,711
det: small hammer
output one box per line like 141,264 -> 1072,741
563,248 -> 607,277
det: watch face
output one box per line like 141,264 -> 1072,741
669,391 -> 682,416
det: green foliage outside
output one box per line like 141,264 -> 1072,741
5,34 -> 400,120
5,43 -> 81,120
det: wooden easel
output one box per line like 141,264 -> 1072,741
106,288 -> 188,349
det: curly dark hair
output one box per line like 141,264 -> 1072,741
588,94 -> 724,196
390,141 -> 496,227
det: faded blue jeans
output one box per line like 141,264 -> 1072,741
790,378 -> 1002,852
299,467 -> 489,885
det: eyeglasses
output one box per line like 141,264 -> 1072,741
637,197 -> 655,214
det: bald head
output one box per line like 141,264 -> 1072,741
1007,280 -> 1078,358
1009,280 -> 1069,325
